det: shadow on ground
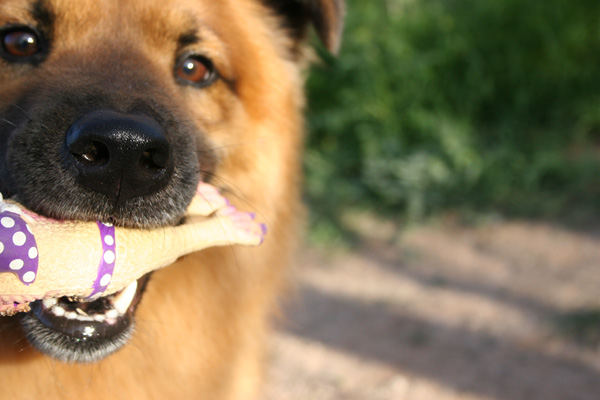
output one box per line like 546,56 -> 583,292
265,220 -> 600,400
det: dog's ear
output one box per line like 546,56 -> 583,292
262,0 -> 345,54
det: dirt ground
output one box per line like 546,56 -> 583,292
263,216 -> 600,400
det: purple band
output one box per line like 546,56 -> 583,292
0,211 -> 39,286
88,221 -> 116,299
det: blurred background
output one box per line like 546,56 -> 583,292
265,0 -> 600,399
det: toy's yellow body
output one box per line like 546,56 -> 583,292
0,183 -> 265,315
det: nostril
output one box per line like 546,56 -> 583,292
139,148 -> 170,172
71,140 -> 110,166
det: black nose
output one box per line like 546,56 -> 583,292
63,110 -> 173,202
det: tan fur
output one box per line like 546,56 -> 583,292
0,0 -> 312,398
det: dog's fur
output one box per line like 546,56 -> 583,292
0,0 -> 343,398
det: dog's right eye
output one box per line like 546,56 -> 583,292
0,26 -> 46,63
174,54 -> 218,88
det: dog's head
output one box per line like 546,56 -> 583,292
0,0 -> 343,363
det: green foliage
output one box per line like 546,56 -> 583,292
305,0 -> 600,231
556,309 -> 600,347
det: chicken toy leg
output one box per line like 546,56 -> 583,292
0,183 -> 266,315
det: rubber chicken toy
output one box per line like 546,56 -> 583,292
0,183 -> 266,315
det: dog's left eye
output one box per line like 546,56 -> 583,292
175,54 -> 217,87
0,26 -> 45,62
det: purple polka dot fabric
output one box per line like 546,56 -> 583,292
88,221 -> 116,299
0,210 -> 39,286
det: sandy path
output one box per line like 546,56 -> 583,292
264,219 -> 600,400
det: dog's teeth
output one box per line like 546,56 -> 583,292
112,280 -> 138,314
52,306 -> 65,317
42,280 -> 139,323
75,307 -> 87,316
42,298 -> 58,308
65,311 -> 78,320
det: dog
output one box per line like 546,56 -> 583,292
0,0 -> 343,398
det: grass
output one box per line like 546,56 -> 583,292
304,0 -> 600,239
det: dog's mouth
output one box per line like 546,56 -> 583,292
1,179 -> 261,363
1,185 -> 173,363
21,274 -> 150,363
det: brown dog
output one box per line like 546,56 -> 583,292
0,0 -> 343,398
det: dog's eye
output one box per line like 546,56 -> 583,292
175,55 -> 217,87
0,26 -> 44,61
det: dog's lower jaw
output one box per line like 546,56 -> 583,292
21,311 -> 133,364
20,274 -> 150,363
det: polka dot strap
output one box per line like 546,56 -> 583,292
0,210 -> 39,286
87,221 -> 116,299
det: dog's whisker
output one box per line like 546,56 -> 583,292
208,211 -> 244,273
211,171 -> 276,228
1,118 -> 17,128
11,334 -> 29,347
204,173 -> 272,230
9,104 -> 33,121
202,173 -> 250,204
202,138 -> 271,153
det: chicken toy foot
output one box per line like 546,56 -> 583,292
0,183 -> 266,315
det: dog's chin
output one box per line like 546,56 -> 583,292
20,274 -> 150,363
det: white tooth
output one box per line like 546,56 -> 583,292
105,309 -> 119,319
52,306 -> 65,317
94,314 -> 106,322
76,315 -> 94,322
65,311 -> 78,320
42,298 -> 58,308
112,280 -> 138,314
